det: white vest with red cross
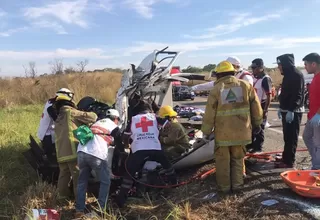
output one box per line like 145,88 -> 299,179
37,100 -> 55,141
130,113 -> 161,153
253,75 -> 271,103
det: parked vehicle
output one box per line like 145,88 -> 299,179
173,85 -> 195,101
195,90 -> 209,96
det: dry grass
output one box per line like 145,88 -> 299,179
0,71 -> 123,108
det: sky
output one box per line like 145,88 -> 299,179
1,0 -> 320,77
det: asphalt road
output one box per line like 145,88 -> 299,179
173,96 -> 320,220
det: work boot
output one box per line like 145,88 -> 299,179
248,149 -> 262,154
115,189 -> 129,208
274,162 -> 295,169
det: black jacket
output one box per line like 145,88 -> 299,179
278,54 -> 305,112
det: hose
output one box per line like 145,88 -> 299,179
120,148 -> 309,189
123,156 -> 215,189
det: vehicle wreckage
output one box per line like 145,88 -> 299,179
23,47 -> 215,196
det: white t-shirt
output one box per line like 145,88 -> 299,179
235,70 -> 254,86
130,113 -> 162,153
77,118 -> 118,161
37,100 -> 55,141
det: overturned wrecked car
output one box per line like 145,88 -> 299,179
23,47 -> 215,196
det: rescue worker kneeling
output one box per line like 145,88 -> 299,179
54,88 -> 98,200
158,105 -> 190,161
115,100 -> 178,207
201,61 -> 263,194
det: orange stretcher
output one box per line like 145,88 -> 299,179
280,170 -> 320,198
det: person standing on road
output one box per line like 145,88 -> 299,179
247,58 -> 273,154
276,53 -> 305,168
201,61 -> 263,195
302,53 -> 320,170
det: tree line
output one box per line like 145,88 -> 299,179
181,64 -> 217,73
21,59 -> 123,78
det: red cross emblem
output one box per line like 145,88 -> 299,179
135,116 -> 154,132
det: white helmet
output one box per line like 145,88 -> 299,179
55,88 -> 74,101
226,56 -> 241,67
106,109 -> 120,118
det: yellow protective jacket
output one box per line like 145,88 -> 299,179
201,75 -> 263,147
159,121 -> 190,149
54,106 -> 97,163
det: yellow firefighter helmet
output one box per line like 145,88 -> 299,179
214,61 -> 235,74
158,105 -> 178,118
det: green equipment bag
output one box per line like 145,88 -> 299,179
73,125 -> 94,145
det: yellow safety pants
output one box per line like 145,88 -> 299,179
214,145 -> 246,192
57,160 -> 79,200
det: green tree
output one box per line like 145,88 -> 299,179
181,65 -> 203,73
203,64 -> 216,72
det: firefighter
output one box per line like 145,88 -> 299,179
158,105 -> 190,161
201,61 -> 263,194
191,56 -> 253,92
53,88 -> 98,201
115,100 -> 177,208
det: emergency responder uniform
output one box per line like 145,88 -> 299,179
115,100 -> 177,208
201,61 -> 263,193
54,88 -> 98,200
158,105 -> 190,160
37,97 -> 57,163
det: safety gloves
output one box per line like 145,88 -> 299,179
310,113 -> 320,127
285,111 -> 294,124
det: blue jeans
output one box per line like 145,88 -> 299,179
76,152 -> 111,212
303,121 -> 320,170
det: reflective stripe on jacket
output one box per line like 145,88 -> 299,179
54,106 -> 97,163
201,75 -> 263,147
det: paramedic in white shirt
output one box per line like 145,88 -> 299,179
75,109 -> 120,216
191,56 -> 254,91
115,100 -> 178,208
37,96 -> 58,162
